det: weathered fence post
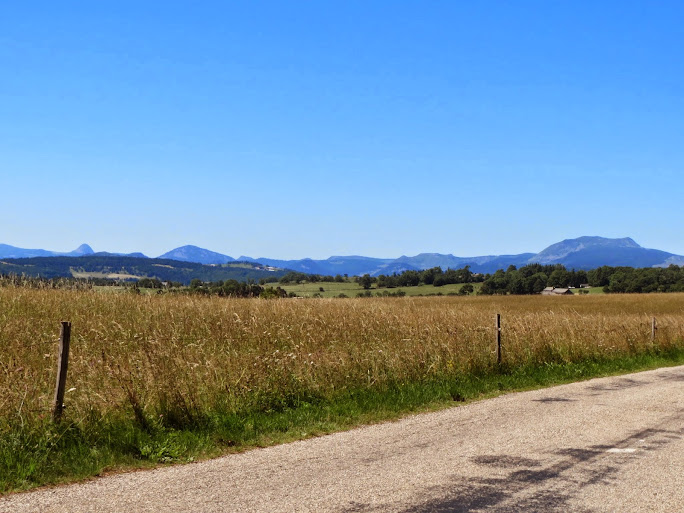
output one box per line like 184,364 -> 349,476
651,317 -> 657,342
496,313 -> 502,365
52,321 -> 71,423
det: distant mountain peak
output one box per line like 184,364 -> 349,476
158,245 -> 235,265
72,243 -> 94,255
531,236 -> 642,264
561,236 -> 640,248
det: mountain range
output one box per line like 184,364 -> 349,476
2,237 -> 684,276
0,243 -> 147,259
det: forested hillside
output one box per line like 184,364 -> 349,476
0,256 -> 286,284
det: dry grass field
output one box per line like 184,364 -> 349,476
2,286 -> 684,492
3,288 -> 683,428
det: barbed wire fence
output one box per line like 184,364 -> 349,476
2,312 -> 677,423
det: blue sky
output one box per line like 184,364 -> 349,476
2,1 -> 683,259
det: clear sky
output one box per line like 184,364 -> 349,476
2,1 -> 683,259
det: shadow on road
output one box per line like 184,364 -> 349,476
393,413 -> 684,513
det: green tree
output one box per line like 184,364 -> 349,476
421,267 -> 442,285
507,271 -> 526,294
359,274 -> 374,290
433,275 -> 448,287
547,269 -> 570,288
458,283 -> 474,295
527,273 -> 548,294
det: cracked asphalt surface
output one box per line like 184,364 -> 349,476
2,365 -> 683,512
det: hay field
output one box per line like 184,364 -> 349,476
3,288 -> 683,430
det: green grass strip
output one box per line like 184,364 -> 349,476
2,347 -> 684,495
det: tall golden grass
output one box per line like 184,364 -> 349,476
2,287 -> 683,428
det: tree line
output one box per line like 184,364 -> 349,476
188,279 -> 296,298
588,265 -> 684,293
276,266 -> 483,290
478,264 -> 588,295
277,272 -> 348,284
477,263 -> 684,294
373,266 -> 481,288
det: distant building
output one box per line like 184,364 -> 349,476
579,283 -> 591,288
541,287 -> 574,296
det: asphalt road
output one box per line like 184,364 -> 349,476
2,365 -> 683,513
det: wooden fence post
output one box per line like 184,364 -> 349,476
651,317 -> 657,342
496,313 -> 502,365
52,321 -> 71,423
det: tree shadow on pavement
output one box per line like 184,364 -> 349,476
395,420 -> 684,513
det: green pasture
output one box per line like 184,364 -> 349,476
572,287 -> 604,295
